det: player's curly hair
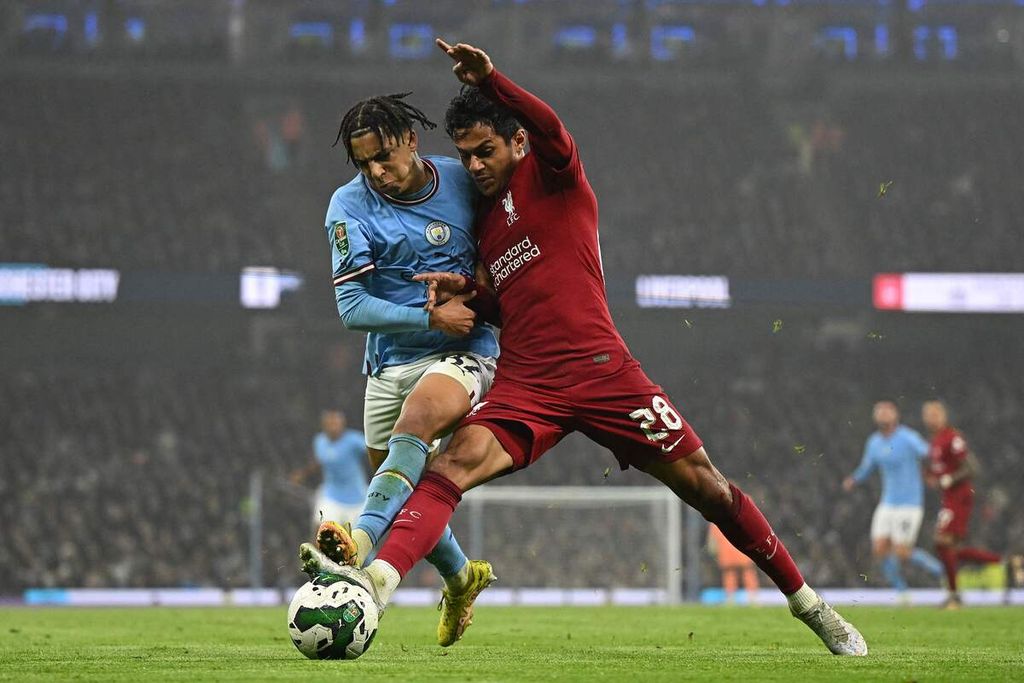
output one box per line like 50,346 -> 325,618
444,86 -> 522,142
333,93 -> 436,164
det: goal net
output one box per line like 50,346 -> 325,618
396,486 -> 702,606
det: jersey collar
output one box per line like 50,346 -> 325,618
373,158 -> 440,206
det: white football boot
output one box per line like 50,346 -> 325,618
791,598 -> 868,656
299,542 -> 386,615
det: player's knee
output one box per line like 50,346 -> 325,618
427,442 -> 484,485
651,448 -> 732,519
699,475 -> 733,520
687,467 -> 732,521
893,545 -> 912,561
690,455 -> 733,518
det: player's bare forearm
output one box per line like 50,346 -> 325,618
436,38 -> 573,168
939,453 -> 977,489
952,453 -> 978,486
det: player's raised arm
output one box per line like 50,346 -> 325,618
437,39 -> 574,171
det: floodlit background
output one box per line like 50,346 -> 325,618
1,0 -> 1022,604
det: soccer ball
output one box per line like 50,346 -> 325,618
286,573 -> 379,660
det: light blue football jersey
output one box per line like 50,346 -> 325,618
325,156 -> 499,375
853,425 -> 930,507
315,429 -> 368,505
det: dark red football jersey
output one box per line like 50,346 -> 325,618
929,426 -> 972,499
474,70 -> 632,388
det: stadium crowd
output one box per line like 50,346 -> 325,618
2,332 -> 1021,593
2,67 -> 1022,594
2,74 -> 1022,278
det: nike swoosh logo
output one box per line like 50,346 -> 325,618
766,536 -> 778,560
661,435 -> 685,453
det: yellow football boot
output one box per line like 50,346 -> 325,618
436,560 -> 497,647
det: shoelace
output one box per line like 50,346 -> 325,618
811,605 -> 850,642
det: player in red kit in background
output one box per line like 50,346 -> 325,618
921,400 -> 1017,609
302,39 -> 867,656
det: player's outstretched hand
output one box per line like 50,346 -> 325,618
414,271 -> 467,310
842,477 -> 855,492
436,39 -> 494,86
429,291 -> 477,337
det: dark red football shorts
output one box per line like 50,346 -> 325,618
937,489 -> 974,539
460,360 -> 703,471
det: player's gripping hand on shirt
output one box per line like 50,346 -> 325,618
436,39 -> 494,86
428,291 -> 477,337
418,272 -> 467,309
417,268 -> 503,329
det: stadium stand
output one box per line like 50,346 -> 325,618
2,67 -> 1022,593
2,75 -> 1022,277
2,331 -> 1020,592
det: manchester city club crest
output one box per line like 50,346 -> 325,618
333,221 -> 349,258
424,221 -> 452,246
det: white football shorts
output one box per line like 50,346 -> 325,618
363,352 -> 497,451
311,491 -> 362,529
870,504 -> 924,547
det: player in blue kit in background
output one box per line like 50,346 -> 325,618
843,400 -> 944,598
311,93 -> 499,646
291,409 -> 368,529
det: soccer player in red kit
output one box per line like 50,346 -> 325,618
303,39 -> 867,656
922,400 -> 1005,609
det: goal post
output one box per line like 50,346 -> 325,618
255,475 -> 706,604
445,486 -> 701,605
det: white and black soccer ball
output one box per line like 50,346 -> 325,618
286,574 -> 379,660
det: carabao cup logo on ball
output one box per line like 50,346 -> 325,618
287,573 -> 379,660
424,221 -> 452,246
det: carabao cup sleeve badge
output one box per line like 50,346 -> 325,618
333,221 -> 349,258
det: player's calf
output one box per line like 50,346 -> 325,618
644,451 -> 804,595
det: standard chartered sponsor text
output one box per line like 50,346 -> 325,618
488,236 -> 541,288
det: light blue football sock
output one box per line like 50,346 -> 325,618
355,433 -> 430,546
354,433 -> 468,580
910,547 -> 944,578
881,553 -> 907,591
426,526 -> 470,581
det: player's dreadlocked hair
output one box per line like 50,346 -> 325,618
444,86 -> 522,142
333,93 -> 436,164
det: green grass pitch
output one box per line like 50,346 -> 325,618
1,605 -> 1022,681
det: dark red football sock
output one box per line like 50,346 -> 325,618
937,545 -> 959,591
376,471 -> 462,578
956,547 -> 1001,565
712,483 -> 805,595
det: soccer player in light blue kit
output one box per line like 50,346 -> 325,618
843,400 -> 944,597
291,409 -> 368,529
309,93 -> 499,646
